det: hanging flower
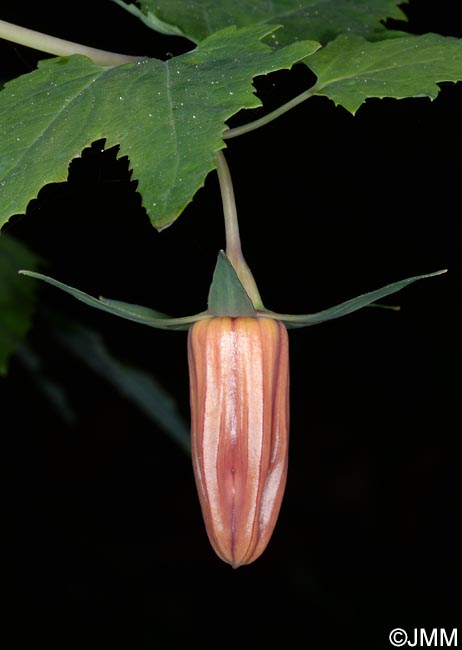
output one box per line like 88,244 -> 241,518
18,154 -> 446,568
19,253 -> 445,566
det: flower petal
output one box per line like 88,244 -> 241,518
188,317 -> 289,567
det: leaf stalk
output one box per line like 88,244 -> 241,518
223,87 -> 316,139
214,150 -> 265,309
0,18 -> 139,66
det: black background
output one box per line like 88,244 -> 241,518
1,2 -> 460,648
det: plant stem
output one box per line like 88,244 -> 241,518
214,150 -> 265,310
223,88 -> 316,139
0,19 -> 138,66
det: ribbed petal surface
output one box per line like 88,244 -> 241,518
188,317 -> 289,568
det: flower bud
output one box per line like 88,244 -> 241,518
188,317 -> 289,568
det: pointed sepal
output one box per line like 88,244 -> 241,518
18,270 -> 209,331
207,251 -> 256,317
267,269 -> 447,328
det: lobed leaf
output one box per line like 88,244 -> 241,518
113,0 -> 408,46
309,33 -> 462,113
0,25 -> 318,230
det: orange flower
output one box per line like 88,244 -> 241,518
188,317 -> 289,568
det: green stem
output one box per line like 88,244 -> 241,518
0,19 -> 139,66
214,150 -> 265,310
223,87 -> 316,139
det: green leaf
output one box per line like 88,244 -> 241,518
207,251 -> 256,317
309,33 -> 462,114
0,235 -> 40,375
15,344 -> 76,423
51,324 -> 190,453
269,269 -> 447,328
19,270 -> 208,330
0,26 -> 318,230
111,0 -> 186,38
113,0 -> 407,46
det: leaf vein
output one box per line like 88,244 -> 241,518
163,62 -> 180,203
1,65 -> 110,184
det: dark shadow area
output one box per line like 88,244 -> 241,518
1,1 -> 460,648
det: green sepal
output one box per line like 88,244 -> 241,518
18,270 -> 210,331
207,251 -> 257,317
267,269 -> 447,329
19,266 -> 446,333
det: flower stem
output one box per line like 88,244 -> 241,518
0,19 -> 138,66
214,150 -> 265,310
223,87 -> 316,139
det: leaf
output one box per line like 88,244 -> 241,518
268,269 -> 447,328
51,324 -> 191,453
19,270 -> 208,330
309,33 -> 462,114
0,26 -> 318,230
15,344 -> 76,423
207,251 -> 256,317
111,0 -> 186,38
0,235 -> 40,374
113,0 -> 407,46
